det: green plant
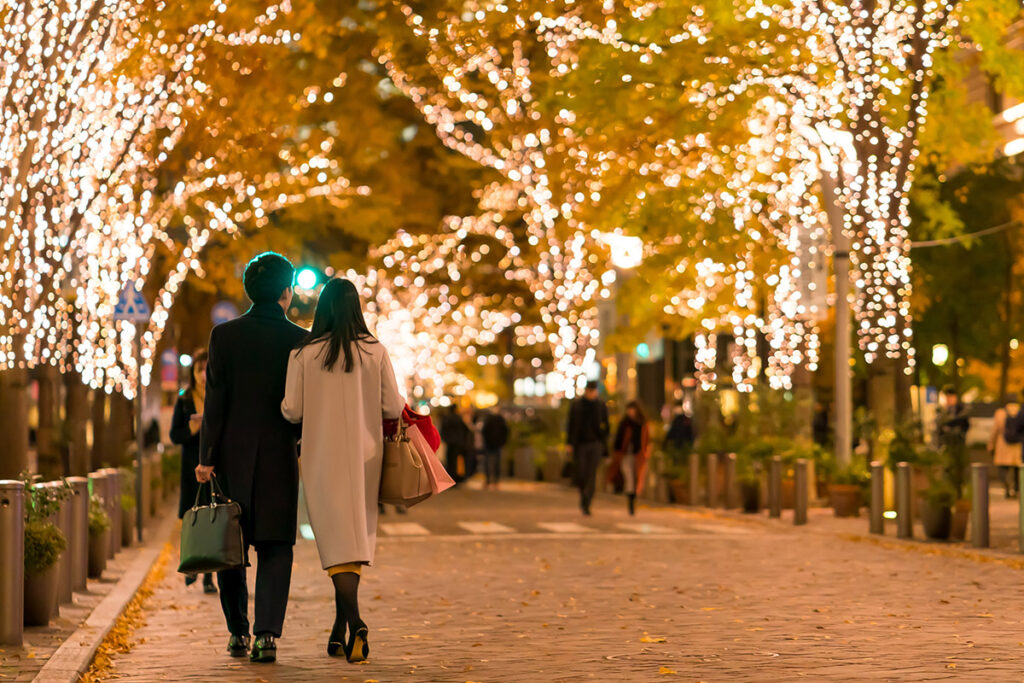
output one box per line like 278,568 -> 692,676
120,467 -> 136,512
18,471 -> 72,577
88,494 -> 111,536
922,478 -> 956,508
735,453 -> 763,485
831,459 -> 870,487
24,519 -> 66,576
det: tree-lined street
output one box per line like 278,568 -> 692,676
94,483 -> 1024,681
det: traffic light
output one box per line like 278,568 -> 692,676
295,267 -> 320,291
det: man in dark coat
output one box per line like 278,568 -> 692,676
566,380 -> 609,515
196,252 -> 307,663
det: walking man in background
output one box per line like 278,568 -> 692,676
196,252 -> 307,663
480,407 -> 509,490
566,380 -> 609,515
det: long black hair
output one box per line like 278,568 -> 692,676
295,278 -> 375,372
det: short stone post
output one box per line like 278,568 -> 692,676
769,456 -> 782,518
869,461 -> 884,535
896,462 -> 912,539
971,463 -> 989,549
794,459 -> 808,525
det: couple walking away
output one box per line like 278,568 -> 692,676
195,252 -> 405,664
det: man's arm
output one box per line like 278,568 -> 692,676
197,327 -> 228,480
566,400 -> 577,447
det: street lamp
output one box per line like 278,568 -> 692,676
931,343 -> 949,367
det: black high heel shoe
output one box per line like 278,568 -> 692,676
345,621 -> 369,663
327,619 -> 347,657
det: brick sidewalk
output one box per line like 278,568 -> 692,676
104,483 -> 1024,681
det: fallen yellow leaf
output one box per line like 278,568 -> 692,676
659,666 -> 678,675
641,636 -> 667,643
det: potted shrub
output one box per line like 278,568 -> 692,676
88,494 -> 111,578
828,459 -> 869,517
21,474 -> 70,626
736,455 -> 762,513
120,468 -> 136,547
919,478 -> 956,541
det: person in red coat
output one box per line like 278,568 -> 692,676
608,401 -> 651,516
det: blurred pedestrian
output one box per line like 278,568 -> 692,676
609,401 -> 651,516
196,252 -> 307,663
566,380 -> 609,515
170,348 -> 217,595
282,278 -> 405,664
663,404 -> 695,452
990,393 -> 1021,498
480,407 -> 509,490
440,404 -> 470,484
461,405 -> 480,479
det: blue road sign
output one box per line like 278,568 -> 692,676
113,283 -> 151,322
211,300 -> 239,326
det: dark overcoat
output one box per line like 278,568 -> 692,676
199,301 -> 307,544
170,389 -> 201,519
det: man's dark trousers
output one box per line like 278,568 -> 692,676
217,542 -> 293,638
576,442 -> 603,511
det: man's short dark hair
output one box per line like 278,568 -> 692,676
243,252 -> 294,304
585,380 -> 599,391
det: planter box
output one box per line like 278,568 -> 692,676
88,529 -> 109,579
920,499 -> 952,540
668,478 -> 689,505
542,448 -> 564,482
24,563 -> 60,626
740,480 -> 761,513
781,479 -> 796,509
122,507 -> 135,547
829,484 -> 862,518
513,448 -> 535,480
951,500 -> 970,541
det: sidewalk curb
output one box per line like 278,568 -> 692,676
32,510 -> 178,683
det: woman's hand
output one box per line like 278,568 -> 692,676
195,465 -> 214,483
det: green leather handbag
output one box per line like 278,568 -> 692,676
178,477 -> 244,574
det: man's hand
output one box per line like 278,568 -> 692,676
195,465 -> 214,483
566,445 -> 573,456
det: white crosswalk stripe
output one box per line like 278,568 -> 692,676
457,521 -> 516,534
615,522 -> 678,534
537,522 -> 596,534
690,523 -> 753,535
380,522 -> 431,536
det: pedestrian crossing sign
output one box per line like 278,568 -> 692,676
113,283 -> 151,323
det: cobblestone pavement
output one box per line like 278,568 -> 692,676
105,481 -> 1024,682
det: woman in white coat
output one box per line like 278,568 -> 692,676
281,278 -> 405,663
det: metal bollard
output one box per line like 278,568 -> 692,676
688,452 -> 700,506
101,472 -> 118,559
724,454 -> 738,509
896,462 -> 913,539
972,463 -> 990,549
794,459 -> 808,525
705,453 -> 718,508
67,477 -> 89,592
869,461 -> 884,535
53,482 -> 73,606
0,481 -> 24,645
101,468 -> 122,556
769,456 -> 782,518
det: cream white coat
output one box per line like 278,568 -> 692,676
282,338 -> 405,568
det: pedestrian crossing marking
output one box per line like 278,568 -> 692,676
616,522 -> 678,535
380,522 -> 431,536
537,522 -> 595,534
458,521 -> 515,534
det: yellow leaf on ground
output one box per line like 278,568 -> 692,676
641,636 -> 667,643
659,666 -> 678,675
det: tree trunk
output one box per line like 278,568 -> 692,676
36,365 -> 62,478
104,393 -> 133,467
999,234 -> 1014,401
0,368 -> 30,478
868,358 -> 897,463
792,364 -> 814,444
91,389 -> 107,470
65,372 -> 90,475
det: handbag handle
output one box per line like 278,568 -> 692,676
191,475 -> 231,511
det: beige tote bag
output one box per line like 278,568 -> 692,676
380,420 -> 432,507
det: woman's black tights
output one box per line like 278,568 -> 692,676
331,571 -> 362,638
